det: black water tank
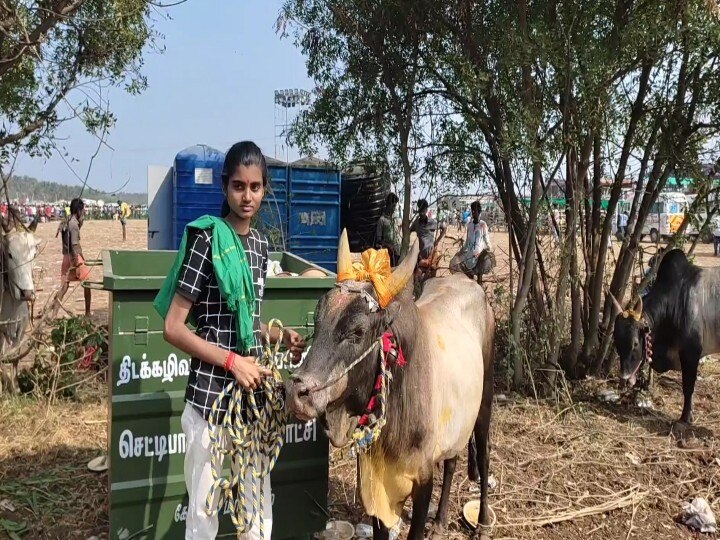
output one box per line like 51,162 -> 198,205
341,164 -> 390,252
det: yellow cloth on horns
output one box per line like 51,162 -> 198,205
337,248 -> 395,308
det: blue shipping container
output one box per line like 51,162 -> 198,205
287,159 -> 341,273
172,145 -> 225,248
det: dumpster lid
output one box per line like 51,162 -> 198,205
101,250 -> 336,291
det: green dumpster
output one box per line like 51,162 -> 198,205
101,249 -> 333,539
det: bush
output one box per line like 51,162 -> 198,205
18,317 -> 107,400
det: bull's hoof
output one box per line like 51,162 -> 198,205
471,531 -> 492,540
671,420 -> 692,437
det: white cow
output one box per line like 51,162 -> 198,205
1,213 -> 40,393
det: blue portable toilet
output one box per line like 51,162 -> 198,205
172,145 -> 225,248
287,157 -> 341,272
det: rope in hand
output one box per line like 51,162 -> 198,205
205,319 -> 291,539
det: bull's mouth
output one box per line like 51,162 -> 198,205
286,374 -> 359,447
286,373 -> 348,422
622,372 -> 638,387
321,409 -> 359,448
621,358 -> 643,388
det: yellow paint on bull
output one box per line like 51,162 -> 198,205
359,449 -> 418,528
440,408 -> 453,428
437,335 -> 446,351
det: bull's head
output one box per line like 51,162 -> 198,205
1,212 -> 40,301
286,230 -> 419,447
609,292 -> 646,386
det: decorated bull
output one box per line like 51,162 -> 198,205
286,231 -> 495,540
0,211 -> 40,393
611,249 -> 720,425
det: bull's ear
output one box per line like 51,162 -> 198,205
386,240 -> 419,299
337,229 -> 353,281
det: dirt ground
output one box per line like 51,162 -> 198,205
31,219 -> 148,324
2,219 -> 720,539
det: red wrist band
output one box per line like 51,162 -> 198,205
224,351 -> 235,372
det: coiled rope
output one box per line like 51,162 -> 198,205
205,319 -> 290,539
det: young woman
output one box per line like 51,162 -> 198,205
160,141 -> 306,540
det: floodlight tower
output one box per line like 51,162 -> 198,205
274,88 -> 311,162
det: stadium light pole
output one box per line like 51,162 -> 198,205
274,88 -> 311,162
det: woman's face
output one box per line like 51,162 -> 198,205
224,164 -> 265,221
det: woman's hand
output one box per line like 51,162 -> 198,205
282,329 -> 306,364
231,355 -> 272,390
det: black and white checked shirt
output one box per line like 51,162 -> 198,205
176,227 -> 268,419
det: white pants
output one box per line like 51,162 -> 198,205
181,403 -> 272,540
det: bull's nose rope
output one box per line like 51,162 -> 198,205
205,319 -> 289,539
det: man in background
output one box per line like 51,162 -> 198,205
118,200 -> 131,242
617,210 -> 629,240
57,198 -> 92,317
375,192 -> 401,266
450,201 -> 494,283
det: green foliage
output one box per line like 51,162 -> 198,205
280,0 -> 720,385
279,0 -> 429,181
18,316 -> 107,399
0,1 -> 162,161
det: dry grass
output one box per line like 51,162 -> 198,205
0,388 -> 108,539
324,362 -> 720,540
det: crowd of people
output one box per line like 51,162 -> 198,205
0,200 -> 143,225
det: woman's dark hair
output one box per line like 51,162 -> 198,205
470,200 -> 481,212
70,198 -> 84,216
220,141 -> 268,217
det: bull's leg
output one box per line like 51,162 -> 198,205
430,457 -> 457,537
474,368 -> 494,538
372,517 -> 389,540
407,473 -> 433,540
679,344 -> 701,424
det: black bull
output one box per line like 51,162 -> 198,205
286,232 -> 495,540
612,249 -> 720,424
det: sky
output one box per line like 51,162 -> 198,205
14,0 -> 314,195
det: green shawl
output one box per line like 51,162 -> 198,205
153,215 -> 256,353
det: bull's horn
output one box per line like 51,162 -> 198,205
386,240 -> 420,298
337,229 -> 352,280
634,296 -> 643,316
0,214 -> 9,234
28,212 -> 39,232
607,291 -> 625,315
